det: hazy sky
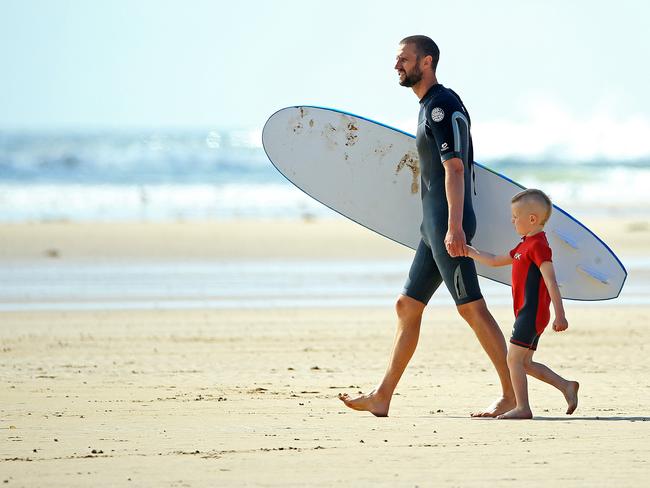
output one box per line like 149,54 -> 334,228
1,0 -> 649,159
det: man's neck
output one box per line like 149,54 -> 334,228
412,74 -> 438,100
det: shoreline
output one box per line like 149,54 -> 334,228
1,217 -> 647,313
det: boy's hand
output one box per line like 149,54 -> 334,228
464,245 -> 477,257
553,316 -> 569,332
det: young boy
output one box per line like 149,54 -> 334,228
465,189 -> 579,419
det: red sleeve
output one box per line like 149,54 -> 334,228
528,241 -> 552,267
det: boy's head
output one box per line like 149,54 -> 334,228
510,189 -> 552,236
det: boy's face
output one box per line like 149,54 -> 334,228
511,201 -> 538,236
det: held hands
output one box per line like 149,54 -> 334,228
444,228 -> 468,257
464,244 -> 477,257
552,316 -> 569,332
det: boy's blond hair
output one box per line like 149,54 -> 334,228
511,188 -> 553,224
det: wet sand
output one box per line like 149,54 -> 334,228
1,218 -> 649,486
1,215 -> 648,261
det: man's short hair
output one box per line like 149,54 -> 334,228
400,35 -> 440,72
512,188 -> 553,224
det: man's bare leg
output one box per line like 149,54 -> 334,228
338,294 -> 425,417
457,299 -> 516,417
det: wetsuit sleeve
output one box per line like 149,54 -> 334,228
528,241 -> 552,266
425,98 -> 470,164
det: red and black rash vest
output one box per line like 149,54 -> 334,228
509,231 -> 553,332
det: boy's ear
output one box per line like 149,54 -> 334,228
529,213 -> 538,224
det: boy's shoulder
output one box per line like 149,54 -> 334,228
533,231 -> 552,250
527,231 -> 553,264
526,231 -> 551,246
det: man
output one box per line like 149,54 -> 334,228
338,35 -> 515,417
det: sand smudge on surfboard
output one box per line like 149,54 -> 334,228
322,123 -> 338,148
345,122 -> 359,147
374,143 -> 394,158
291,107 -> 311,134
396,151 -> 420,194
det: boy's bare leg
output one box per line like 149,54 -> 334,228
338,295 -> 425,417
458,300 -> 516,417
524,353 -> 579,414
497,345 -> 533,419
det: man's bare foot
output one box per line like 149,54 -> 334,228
337,390 -> 390,417
496,406 -> 533,419
471,396 -> 516,418
564,381 -> 579,414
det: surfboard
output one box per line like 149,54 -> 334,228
262,106 -> 626,301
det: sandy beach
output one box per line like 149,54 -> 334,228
1,217 -> 649,486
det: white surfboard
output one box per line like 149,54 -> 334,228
262,106 -> 626,301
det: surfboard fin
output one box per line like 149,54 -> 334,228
552,229 -> 579,250
577,265 -> 609,285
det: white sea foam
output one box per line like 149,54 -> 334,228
391,99 -> 650,162
474,99 -> 650,162
0,183 -> 332,222
0,173 -> 647,223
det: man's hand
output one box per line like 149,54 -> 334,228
552,316 -> 569,332
445,227 -> 468,257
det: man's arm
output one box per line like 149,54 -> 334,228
443,157 -> 467,257
539,261 -> 568,331
465,245 -> 513,267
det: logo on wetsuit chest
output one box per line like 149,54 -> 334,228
431,107 -> 445,122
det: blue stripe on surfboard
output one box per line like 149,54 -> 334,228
262,106 -> 627,301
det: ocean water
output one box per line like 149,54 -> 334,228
1,130 -> 650,222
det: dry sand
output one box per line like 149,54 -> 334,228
1,218 -> 649,487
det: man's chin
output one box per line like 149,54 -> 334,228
399,73 -> 421,88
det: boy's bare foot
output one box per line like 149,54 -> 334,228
564,381 -> 579,414
337,390 -> 390,417
471,396 -> 516,417
496,407 -> 533,419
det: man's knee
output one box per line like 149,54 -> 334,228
456,299 -> 487,325
395,294 -> 425,321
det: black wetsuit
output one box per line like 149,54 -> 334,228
402,83 -> 483,305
